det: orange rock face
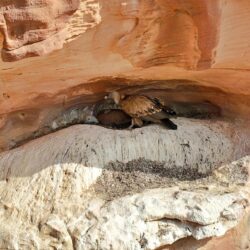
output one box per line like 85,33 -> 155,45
0,0 -> 80,61
0,1 -> 250,248
0,0 -> 250,150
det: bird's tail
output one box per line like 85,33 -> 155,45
161,118 -> 177,130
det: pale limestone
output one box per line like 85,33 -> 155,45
0,122 -> 249,249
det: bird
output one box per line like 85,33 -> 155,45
93,98 -> 132,129
96,109 -> 132,129
105,91 -> 177,130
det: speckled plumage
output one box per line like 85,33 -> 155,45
96,109 -> 131,129
120,94 -> 178,130
121,95 -> 162,118
120,95 -> 175,118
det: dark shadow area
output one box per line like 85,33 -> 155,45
93,158 -> 211,200
155,236 -> 211,250
0,79 -> 223,152
1,78 -> 249,165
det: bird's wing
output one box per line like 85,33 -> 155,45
150,97 -> 176,116
121,95 -> 162,117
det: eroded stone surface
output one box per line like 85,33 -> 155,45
0,0 -> 250,152
0,123 -> 249,249
0,119 -> 239,177
0,0 -> 101,61
0,1 -> 250,249
78,189 -> 247,250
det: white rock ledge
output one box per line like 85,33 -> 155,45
78,188 -> 248,250
0,119 -> 249,249
0,119 -> 239,177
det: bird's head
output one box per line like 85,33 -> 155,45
105,91 -> 124,104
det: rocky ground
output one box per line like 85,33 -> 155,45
0,120 -> 249,250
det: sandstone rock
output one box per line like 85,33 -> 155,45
0,0 -> 250,151
79,189 -> 247,250
0,119 -> 240,176
0,0 -> 250,249
0,124 -> 249,249
0,0 -> 101,61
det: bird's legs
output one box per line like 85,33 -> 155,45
128,118 -> 143,130
127,118 -> 134,130
134,118 -> 143,127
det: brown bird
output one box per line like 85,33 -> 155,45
105,91 -> 177,130
96,109 -> 132,129
93,98 -> 132,129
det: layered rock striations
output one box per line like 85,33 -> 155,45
0,1 -> 250,249
0,0 -> 250,151
0,0 -> 102,61
0,124 -> 249,249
